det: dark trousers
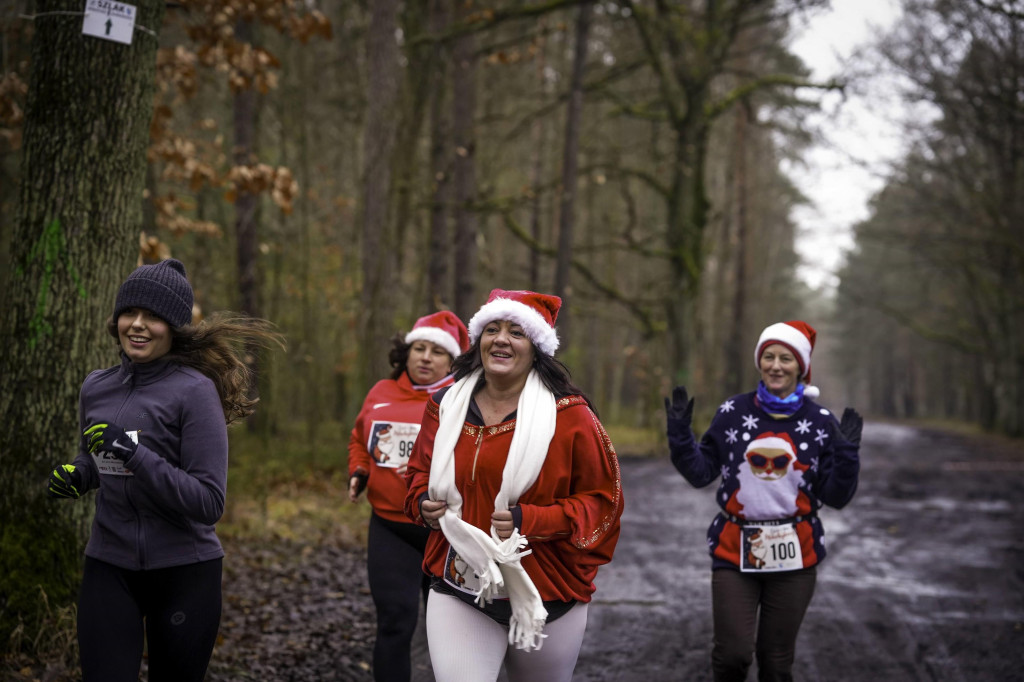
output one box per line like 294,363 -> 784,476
367,512 -> 431,682
78,556 -> 222,682
711,565 -> 817,682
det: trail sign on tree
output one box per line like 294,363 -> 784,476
82,0 -> 137,45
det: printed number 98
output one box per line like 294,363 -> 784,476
399,440 -> 414,458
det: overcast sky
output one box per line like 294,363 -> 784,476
786,0 -> 904,291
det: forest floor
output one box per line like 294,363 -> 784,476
4,421 -> 1024,681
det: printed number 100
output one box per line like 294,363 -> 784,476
771,542 -> 797,561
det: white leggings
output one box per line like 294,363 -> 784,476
426,590 -> 589,682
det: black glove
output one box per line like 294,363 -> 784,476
48,464 -> 82,499
664,385 -> 695,430
839,408 -> 863,446
84,422 -> 138,462
348,472 -> 368,500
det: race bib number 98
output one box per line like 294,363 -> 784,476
367,421 -> 420,469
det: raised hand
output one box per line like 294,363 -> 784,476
83,422 -> 138,462
839,408 -> 863,446
664,385 -> 695,429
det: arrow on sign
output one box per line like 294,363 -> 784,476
105,19 -> 112,35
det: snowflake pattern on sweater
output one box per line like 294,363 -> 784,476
669,391 -> 859,570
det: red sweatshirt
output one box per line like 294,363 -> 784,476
348,372 -> 451,523
404,394 -> 623,603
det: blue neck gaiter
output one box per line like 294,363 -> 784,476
756,381 -> 805,416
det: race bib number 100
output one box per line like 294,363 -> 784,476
92,430 -> 139,476
741,523 -> 804,572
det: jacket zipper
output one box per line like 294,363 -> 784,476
118,370 -> 146,569
470,428 -> 485,481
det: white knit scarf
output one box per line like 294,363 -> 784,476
428,367 -> 556,651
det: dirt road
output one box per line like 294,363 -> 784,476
575,422 -> 1024,681
202,421 -> 1024,681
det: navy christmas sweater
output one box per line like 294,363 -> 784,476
669,391 -> 859,571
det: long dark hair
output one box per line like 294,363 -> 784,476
108,312 -> 285,424
387,333 -> 411,381
451,338 -> 596,413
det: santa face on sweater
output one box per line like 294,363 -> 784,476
746,446 -> 792,481
733,432 -> 808,519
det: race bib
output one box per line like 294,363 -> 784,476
91,430 -> 139,477
443,546 -> 508,599
740,522 -> 803,572
367,420 -> 420,469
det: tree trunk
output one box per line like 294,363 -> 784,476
392,3 -> 432,292
359,0 -> 401,382
553,1 -> 592,348
234,19 -> 261,319
293,39 -> 320,456
0,0 -> 165,642
725,100 -> 750,396
233,18 -> 264,433
427,0 -> 451,310
664,119 -> 711,382
451,19 -> 478,320
528,22 -> 550,291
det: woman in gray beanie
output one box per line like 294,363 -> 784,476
46,258 -> 282,682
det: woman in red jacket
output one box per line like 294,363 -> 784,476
347,311 -> 469,682
405,289 -> 623,682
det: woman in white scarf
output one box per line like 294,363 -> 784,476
405,289 -> 623,682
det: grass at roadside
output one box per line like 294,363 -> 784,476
605,423 -> 666,457
222,423 -> 371,547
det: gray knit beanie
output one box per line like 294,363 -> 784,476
113,259 -> 194,328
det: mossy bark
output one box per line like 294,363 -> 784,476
0,0 -> 164,646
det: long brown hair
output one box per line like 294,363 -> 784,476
109,312 -> 285,424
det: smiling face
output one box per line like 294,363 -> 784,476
479,319 -> 535,386
117,308 -> 173,363
406,340 -> 453,385
759,343 -> 801,398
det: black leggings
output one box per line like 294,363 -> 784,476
367,512 -> 430,682
711,565 -> 817,682
78,556 -> 222,682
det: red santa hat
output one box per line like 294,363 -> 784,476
404,311 -> 470,359
755,320 -> 820,399
745,431 -> 797,459
467,288 -> 561,356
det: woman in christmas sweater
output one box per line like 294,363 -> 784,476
347,310 -> 469,682
405,289 -> 623,682
666,320 -> 862,682
46,259 -> 282,682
